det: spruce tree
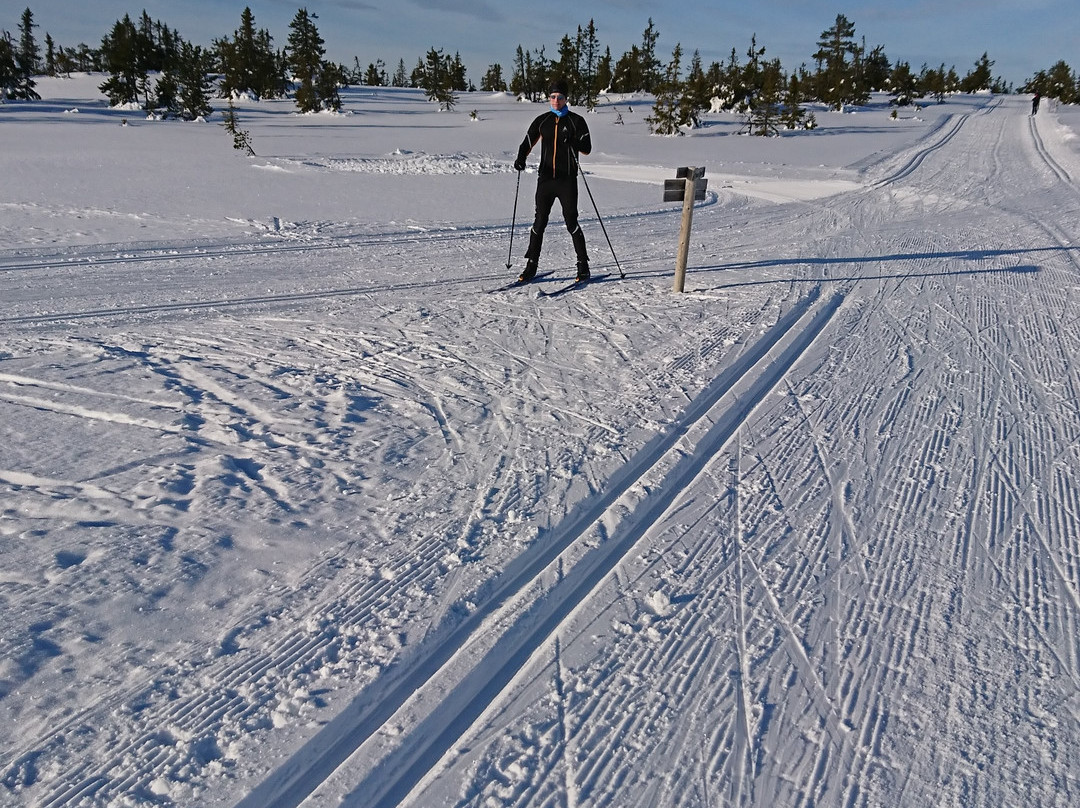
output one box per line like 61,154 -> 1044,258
580,19 -> 601,110
747,59 -> 783,136
12,6 -> 39,100
481,63 -> 507,92
419,46 -> 457,110
611,45 -> 643,93
44,33 -> 56,76
682,50 -> 710,124
286,8 -> 339,112
888,60 -> 918,107
222,100 -> 256,155
920,63 -> 949,103
1045,60 -> 1077,103
596,47 -> 613,94
780,73 -> 815,130
646,43 -> 685,135
640,18 -> 661,93
173,41 -> 214,119
364,59 -> 386,86
0,32 -> 17,100
391,58 -> 407,88
217,7 -> 283,100
99,15 -> 142,106
554,33 -> 580,100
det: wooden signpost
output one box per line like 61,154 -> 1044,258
664,166 -> 707,292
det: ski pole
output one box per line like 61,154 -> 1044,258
506,169 -> 521,270
572,148 -> 624,279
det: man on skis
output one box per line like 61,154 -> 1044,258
513,78 -> 592,284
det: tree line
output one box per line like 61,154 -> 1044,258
3,7 -> 1079,134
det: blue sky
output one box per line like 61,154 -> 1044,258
8,1 -> 1077,87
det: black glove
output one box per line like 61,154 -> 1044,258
514,157 -> 526,171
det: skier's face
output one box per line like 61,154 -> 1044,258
549,93 -> 567,112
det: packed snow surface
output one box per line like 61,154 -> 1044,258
2,76 -> 1080,807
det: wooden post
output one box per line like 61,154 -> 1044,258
673,170 -> 697,293
665,166 -> 706,293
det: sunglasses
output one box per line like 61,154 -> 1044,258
549,93 -> 566,101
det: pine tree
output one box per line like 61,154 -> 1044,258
813,13 -> 859,110
1045,60 -> 1077,103
919,63 -> 949,103
863,44 -> 891,92
888,60 -> 918,107
742,33 -> 766,101
960,52 -> 995,93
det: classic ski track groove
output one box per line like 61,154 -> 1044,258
231,288 -> 844,808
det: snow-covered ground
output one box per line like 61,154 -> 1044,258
2,75 -> 1080,808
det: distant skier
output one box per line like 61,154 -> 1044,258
513,79 -> 592,283
1032,93 -> 1041,115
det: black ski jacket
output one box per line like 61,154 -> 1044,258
516,109 -> 591,180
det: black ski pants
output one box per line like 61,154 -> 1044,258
525,175 -> 588,265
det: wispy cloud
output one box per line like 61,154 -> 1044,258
407,0 -> 505,24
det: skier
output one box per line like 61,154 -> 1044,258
513,79 -> 592,283
1032,93 -> 1041,115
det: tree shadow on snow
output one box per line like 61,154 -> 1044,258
681,244 -> 1067,291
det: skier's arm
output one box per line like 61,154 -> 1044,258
569,115 -> 591,156
515,118 -> 542,170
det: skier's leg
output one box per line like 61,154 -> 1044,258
558,178 -> 590,274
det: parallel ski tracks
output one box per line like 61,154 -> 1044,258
0,227 -> 506,274
1028,114 -> 1074,186
233,286 -> 846,808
